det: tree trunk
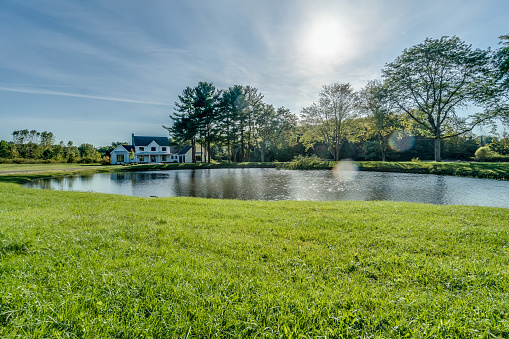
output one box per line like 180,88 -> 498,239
434,136 -> 441,162
241,130 -> 245,162
192,138 -> 196,163
207,141 -> 211,163
380,139 -> 386,162
260,143 -> 265,162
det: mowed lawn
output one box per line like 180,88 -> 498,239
0,181 -> 508,338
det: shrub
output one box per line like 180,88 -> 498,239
276,155 -> 334,170
475,146 -> 492,161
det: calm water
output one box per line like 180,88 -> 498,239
26,168 -> 509,208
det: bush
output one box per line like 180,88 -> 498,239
276,155 -> 334,170
475,146 -> 492,161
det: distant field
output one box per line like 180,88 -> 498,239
0,176 -> 508,337
0,163 -> 107,172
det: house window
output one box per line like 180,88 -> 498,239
139,155 -> 145,162
117,154 -> 124,163
151,147 -> 156,152
162,155 -> 167,161
139,147 -> 144,151
162,147 -> 167,151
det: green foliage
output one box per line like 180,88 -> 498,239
358,161 -> 509,180
475,146 -> 493,161
276,155 -> 334,170
489,137 -> 509,155
0,140 -> 10,158
300,83 -> 357,161
383,36 -> 494,161
443,136 -> 479,159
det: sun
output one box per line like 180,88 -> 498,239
300,18 -> 350,62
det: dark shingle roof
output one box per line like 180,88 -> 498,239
177,145 -> 192,155
133,136 -> 169,147
121,145 -> 134,152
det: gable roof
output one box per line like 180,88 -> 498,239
113,144 -> 134,152
133,136 -> 169,147
177,145 -> 192,155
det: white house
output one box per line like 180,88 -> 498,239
110,134 -> 204,164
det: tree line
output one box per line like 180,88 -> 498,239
164,83 -> 297,163
0,129 -> 104,164
1,35 -> 507,164
168,35 -> 509,162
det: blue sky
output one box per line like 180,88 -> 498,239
1,0 -> 508,146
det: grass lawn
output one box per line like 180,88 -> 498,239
0,163 -> 107,173
0,175 -> 508,337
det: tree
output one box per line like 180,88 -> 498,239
357,80 -> 398,161
382,36 -> 495,161
300,83 -> 357,160
243,86 -> 264,162
193,82 -> 219,163
217,85 -> 247,162
165,86 -> 200,163
494,34 -> 509,126
254,105 -> 297,162
0,140 -> 10,158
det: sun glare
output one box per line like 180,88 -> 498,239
302,18 -> 348,62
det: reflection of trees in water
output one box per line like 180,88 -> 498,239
431,176 -> 447,205
261,171 -> 291,200
364,172 -> 392,201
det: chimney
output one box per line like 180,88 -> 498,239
132,133 -> 135,146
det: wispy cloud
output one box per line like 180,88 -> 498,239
0,85 -> 172,106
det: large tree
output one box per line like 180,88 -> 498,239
254,105 -> 297,162
165,86 -> 200,162
382,36 -> 494,161
193,82 -> 219,163
300,83 -> 357,161
356,80 -> 398,161
217,85 -> 247,162
494,34 -> 509,126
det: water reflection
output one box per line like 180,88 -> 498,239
25,168 -> 509,208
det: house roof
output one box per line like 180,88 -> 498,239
113,144 -> 134,152
133,136 -> 169,147
177,145 -> 192,155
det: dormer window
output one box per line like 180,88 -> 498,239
139,147 -> 144,151
151,147 -> 156,152
162,147 -> 167,151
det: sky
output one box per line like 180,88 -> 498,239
1,0 -> 508,146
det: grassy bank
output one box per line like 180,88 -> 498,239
358,161 -> 509,180
277,158 -> 509,180
1,179 -> 508,337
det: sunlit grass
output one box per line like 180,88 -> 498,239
277,159 -> 509,180
1,180 -> 508,337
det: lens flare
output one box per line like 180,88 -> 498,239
388,130 -> 415,152
332,159 -> 359,181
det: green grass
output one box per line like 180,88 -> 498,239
277,159 -> 509,180
0,178 -> 508,337
358,161 -> 509,180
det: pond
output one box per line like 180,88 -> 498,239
25,168 -> 509,208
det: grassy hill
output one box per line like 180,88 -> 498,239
1,178 -> 508,337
